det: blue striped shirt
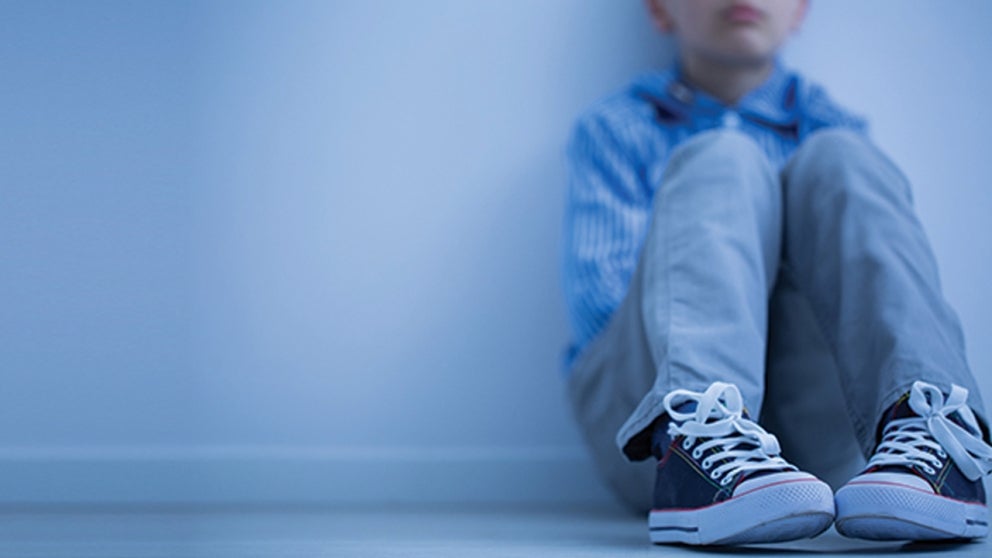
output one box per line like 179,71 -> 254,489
560,60 -> 869,374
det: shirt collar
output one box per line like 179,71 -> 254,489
633,59 -> 800,130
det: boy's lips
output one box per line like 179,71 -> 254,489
723,4 -> 765,24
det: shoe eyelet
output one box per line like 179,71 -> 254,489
682,439 -> 692,450
710,471 -> 720,480
701,458 -> 712,469
937,449 -> 947,458
923,466 -> 935,475
720,476 -> 733,487
692,449 -> 703,459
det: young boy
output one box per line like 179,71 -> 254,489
561,0 -> 992,546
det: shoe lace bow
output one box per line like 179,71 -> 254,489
663,382 -> 795,486
868,381 -> 992,481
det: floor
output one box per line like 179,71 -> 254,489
0,504 -> 989,557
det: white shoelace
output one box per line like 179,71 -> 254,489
663,382 -> 795,486
867,381 -> 992,481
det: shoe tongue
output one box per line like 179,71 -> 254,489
884,393 -> 918,422
674,400 -> 697,415
874,394 -> 926,457
652,399 -> 758,459
650,400 -> 737,458
871,390 -> 970,477
880,390 -> 980,436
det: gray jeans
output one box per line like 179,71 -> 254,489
566,128 -> 986,513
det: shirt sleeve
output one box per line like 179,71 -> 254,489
561,113 -> 651,352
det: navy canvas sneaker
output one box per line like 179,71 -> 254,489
649,382 -> 835,545
835,381 -> 992,540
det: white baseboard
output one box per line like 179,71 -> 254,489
0,446 -> 615,506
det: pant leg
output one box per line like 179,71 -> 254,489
567,129 -> 782,512
612,129 -> 782,460
780,128 -> 987,455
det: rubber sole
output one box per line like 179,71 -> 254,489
835,480 -> 989,541
649,478 -> 835,545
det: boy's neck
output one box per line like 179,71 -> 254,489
678,53 -> 776,106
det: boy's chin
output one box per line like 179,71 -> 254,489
679,35 -> 785,70
708,36 -> 785,65
704,50 -> 779,69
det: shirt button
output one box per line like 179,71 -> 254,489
722,111 -> 741,129
668,82 -> 694,104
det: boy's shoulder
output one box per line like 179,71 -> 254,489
569,72 -> 669,144
567,69 -> 683,163
572,67 -> 693,127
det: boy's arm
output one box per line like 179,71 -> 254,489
562,113 -> 651,351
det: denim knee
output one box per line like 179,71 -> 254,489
655,129 -> 779,218
666,128 -> 768,174
785,128 -> 914,208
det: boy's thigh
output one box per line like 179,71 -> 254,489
762,266 -> 866,489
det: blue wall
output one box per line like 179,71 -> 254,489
1,0 -> 990,505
